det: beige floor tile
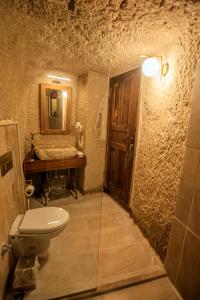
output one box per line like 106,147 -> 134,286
64,216 -> 89,233
101,211 -> 133,228
63,201 -> 102,219
81,195 -> 102,206
50,232 -> 94,257
99,224 -> 143,249
84,203 -> 102,218
47,252 -> 98,297
27,193 -> 166,299
86,216 -> 102,231
24,273 -> 50,300
93,278 -> 181,300
90,231 -> 101,251
101,199 -> 125,216
25,252 -> 98,299
98,242 -> 164,285
63,203 -> 86,218
60,195 -> 101,208
87,211 -> 132,232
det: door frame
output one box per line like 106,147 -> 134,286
104,66 -> 143,210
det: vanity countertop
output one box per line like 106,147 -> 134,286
23,155 -> 86,173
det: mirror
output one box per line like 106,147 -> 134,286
40,83 -> 72,134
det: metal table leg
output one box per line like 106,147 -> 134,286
69,168 -> 78,199
41,172 -> 48,206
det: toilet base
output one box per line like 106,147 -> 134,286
10,235 -> 50,257
9,214 -> 50,257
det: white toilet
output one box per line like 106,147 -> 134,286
9,207 -> 69,257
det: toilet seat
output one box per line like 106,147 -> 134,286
19,207 -> 69,234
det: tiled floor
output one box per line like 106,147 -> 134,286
24,193 -> 166,299
89,277 -> 182,300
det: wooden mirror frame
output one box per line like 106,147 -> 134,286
40,83 -> 72,135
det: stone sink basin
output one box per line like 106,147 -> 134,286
35,144 -> 78,160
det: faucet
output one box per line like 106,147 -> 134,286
30,132 -> 40,160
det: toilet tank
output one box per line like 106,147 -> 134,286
9,215 -> 24,257
9,215 -> 24,237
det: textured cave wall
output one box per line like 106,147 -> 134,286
0,12 -> 30,157
131,37 -> 200,261
0,5 -> 84,159
77,72 -> 109,192
0,0 -> 199,264
0,3 -> 109,193
0,7 -> 71,158
84,71 -> 109,192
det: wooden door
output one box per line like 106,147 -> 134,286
105,68 -> 141,209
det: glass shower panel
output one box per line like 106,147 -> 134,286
24,59 -> 109,299
47,193 -> 103,298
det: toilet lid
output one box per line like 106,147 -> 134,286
19,207 -> 69,234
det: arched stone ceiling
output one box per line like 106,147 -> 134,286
1,0 -> 199,75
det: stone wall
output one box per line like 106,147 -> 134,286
0,5 -> 109,196
0,6 -> 82,159
0,0 -> 199,263
0,122 -> 25,299
131,37 -> 200,260
77,72 -> 109,192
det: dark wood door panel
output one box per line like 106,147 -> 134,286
110,141 -> 126,152
117,150 -> 126,190
109,148 -> 119,187
106,68 -> 141,209
110,130 -> 126,146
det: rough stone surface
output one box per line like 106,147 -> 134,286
131,45 -> 200,260
0,0 -> 199,263
77,72 -> 109,192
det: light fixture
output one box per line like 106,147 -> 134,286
47,74 -> 71,81
140,55 -> 169,78
62,91 -> 68,98
142,57 -> 160,77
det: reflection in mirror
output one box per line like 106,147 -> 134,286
40,84 -> 72,134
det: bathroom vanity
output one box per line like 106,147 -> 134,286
24,156 -> 86,173
23,82 -> 87,205
24,155 -> 87,205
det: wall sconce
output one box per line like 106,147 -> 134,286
62,91 -> 68,98
47,74 -> 71,81
140,55 -> 169,78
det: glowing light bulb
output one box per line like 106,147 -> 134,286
62,91 -> 68,98
142,57 -> 161,77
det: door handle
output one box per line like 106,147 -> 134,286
129,143 -> 134,151
123,136 -> 135,143
127,136 -> 135,142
